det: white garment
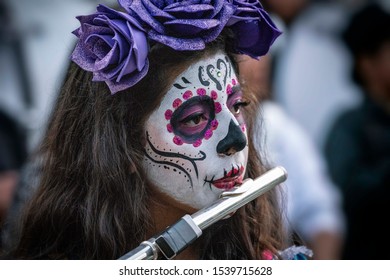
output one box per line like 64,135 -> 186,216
272,3 -> 362,149
255,101 -> 345,243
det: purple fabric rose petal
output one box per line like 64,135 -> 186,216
123,0 -> 236,51
71,4 -> 149,94
165,19 -> 220,36
165,4 -> 214,14
148,29 -> 206,50
227,0 -> 282,58
72,0 -> 281,94
102,59 -> 150,93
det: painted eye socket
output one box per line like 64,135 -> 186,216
171,96 -> 215,143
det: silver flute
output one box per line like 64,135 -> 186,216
119,166 -> 287,260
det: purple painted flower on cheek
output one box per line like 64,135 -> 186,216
226,0 -> 282,58
119,0 -> 236,51
71,4 -> 149,94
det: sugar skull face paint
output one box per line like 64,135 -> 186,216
143,53 -> 249,210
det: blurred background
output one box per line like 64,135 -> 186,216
0,0 -> 117,149
0,0 -> 389,259
0,0 -> 116,255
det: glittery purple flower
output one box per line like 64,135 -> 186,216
227,0 -> 282,58
71,5 -> 149,94
119,0 -> 235,51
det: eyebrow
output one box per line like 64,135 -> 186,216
229,85 -> 242,97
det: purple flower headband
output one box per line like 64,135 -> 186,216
71,0 -> 281,94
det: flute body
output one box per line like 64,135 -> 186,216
119,166 -> 287,260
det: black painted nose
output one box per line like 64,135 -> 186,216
216,119 -> 247,156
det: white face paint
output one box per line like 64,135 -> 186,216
143,52 -> 249,210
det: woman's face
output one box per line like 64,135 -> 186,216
143,52 -> 249,210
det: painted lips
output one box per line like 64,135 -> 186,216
212,165 -> 245,190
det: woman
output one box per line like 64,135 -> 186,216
10,0 -> 308,260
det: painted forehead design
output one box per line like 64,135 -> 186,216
164,54 -> 240,147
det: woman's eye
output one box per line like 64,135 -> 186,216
232,104 -> 241,114
181,113 -> 208,127
231,101 -> 249,115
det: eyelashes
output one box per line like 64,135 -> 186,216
230,99 -> 250,116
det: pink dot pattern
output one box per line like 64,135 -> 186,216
214,102 -> 222,113
204,129 -> 213,140
226,84 -> 232,95
183,90 -> 193,100
211,119 -> 219,130
173,136 -> 183,145
211,90 -> 218,100
173,98 -> 182,108
165,109 -> 173,120
196,88 -> 206,96
193,139 -> 202,147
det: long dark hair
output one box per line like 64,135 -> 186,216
11,31 -> 287,259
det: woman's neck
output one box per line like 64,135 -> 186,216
147,194 -> 200,260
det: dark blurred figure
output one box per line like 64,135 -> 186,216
325,3 -> 390,259
0,110 -> 28,254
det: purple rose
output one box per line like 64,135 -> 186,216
71,5 -> 149,94
227,0 -> 282,58
119,0 -> 235,51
